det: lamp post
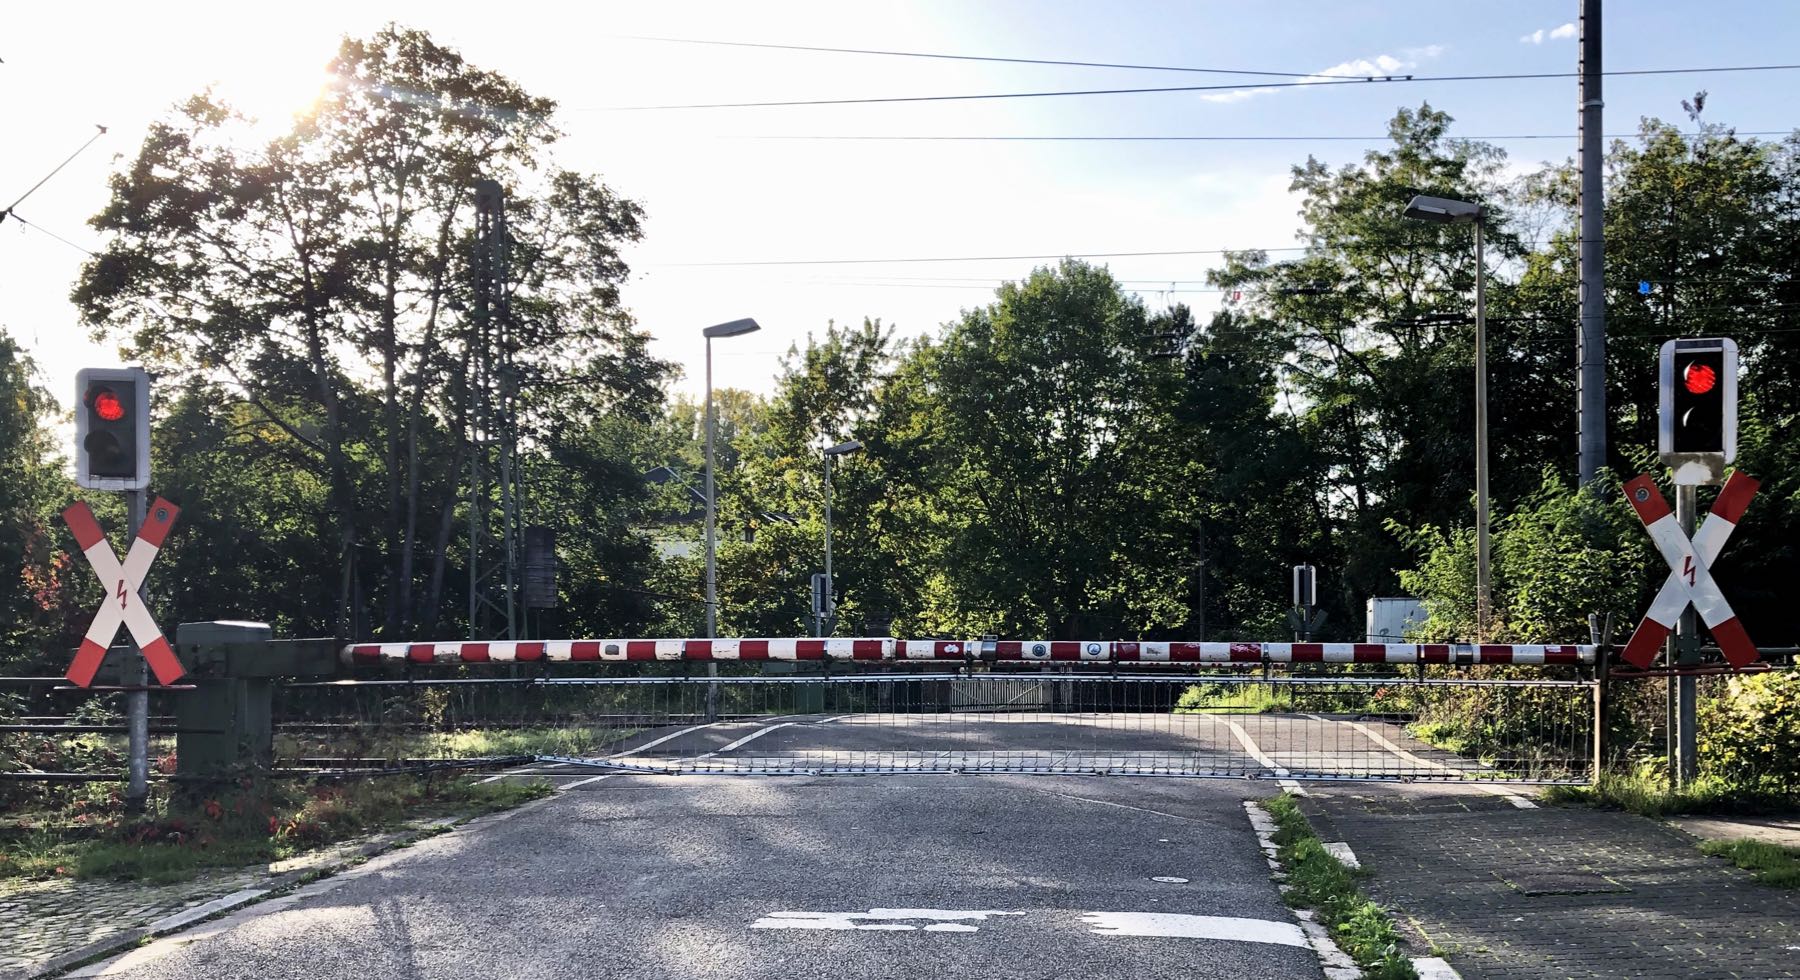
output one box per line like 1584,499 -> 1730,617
1403,195 -> 1490,638
701,318 -> 760,640
820,439 -> 863,636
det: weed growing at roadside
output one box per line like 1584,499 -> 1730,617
1698,838 -> 1800,889
1264,793 -> 1417,980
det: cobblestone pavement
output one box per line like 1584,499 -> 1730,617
0,829 -> 425,977
1301,783 -> 1800,980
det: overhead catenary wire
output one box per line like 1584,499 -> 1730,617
729,130 -> 1795,143
594,63 -> 1800,110
1,124 -> 107,223
614,34 -> 1342,79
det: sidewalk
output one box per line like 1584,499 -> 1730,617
0,818 -> 455,980
1300,783 -> 1800,980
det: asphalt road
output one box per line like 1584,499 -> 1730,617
73,772 -> 1329,979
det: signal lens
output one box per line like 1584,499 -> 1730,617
92,388 -> 126,422
1683,362 -> 1717,395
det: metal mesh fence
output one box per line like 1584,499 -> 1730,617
275,668 -> 1596,783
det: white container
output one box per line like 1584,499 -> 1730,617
1365,597 -> 1427,643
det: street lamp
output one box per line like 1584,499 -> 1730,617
702,318 -> 760,640
820,439 -> 863,636
1403,194 -> 1490,638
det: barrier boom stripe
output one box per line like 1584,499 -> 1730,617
341,639 -> 1594,666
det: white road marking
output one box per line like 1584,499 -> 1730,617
559,774 -> 616,790
1340,719 -> 1538,807
616,723 -> 716,756
1082,912 -> 1308,947
696,721 -> 801,759
476,765 -> 543,785
1150,876 -> 1190,883
1223,718 -> 1307,794
1412,956 -> 1466,979
752,909 -> 1023,932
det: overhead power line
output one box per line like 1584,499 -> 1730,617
595,63 -> 1800,110
615,34 -> 1335,79
0,124 -> 106,226
734,130 -> 1794,143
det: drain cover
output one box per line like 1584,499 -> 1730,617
1496,871 -> 1628,896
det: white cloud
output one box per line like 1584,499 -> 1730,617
1520,22 -> 1576,44
1202,49 -> 1434,103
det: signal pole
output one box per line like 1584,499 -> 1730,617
1577,0 -> 1608,485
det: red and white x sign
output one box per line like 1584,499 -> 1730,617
1620,471 -> 1760,669
62,498 -> 185,687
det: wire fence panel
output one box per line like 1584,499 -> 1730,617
275,670 -> 1596,783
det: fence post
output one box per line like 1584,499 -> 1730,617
1591,644 -> 1610,785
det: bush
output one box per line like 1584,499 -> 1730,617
1701,671 -> 1800,794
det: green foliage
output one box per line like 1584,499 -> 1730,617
1700,671 -> 1800,794
1264,794 -> 1417,979
1699,838 -> 1800,889
1541,769 -> 1795,817
1394,469 -> 1647,642
69,26 -> 670,641
0,332 -> 76,672
0,775 -> 549,883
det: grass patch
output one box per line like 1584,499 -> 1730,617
1541,771 -> 1798,818
1698,838 -> 1800,888
276,725 -> 640,763
1264,793 -> 1417,980
0,776 -> 549,884
1176,683 -> 1296,714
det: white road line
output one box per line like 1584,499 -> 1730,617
696,721 -> 800,760
1223,718 -> 1307,795
614,722 -> 716,757
1339,719 -> 1538,808
559,774 -> 616,790
1083,912 -> 1308,946
476,765 -> 544,785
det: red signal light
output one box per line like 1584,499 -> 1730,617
91,388 -> 127,422
1683,362 -> 1717,395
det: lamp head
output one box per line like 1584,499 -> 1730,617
703,317 -> 762,339
1403,195 -> 1484,224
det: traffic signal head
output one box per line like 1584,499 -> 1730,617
75,367 -> 151,490
1658,338 -> 1736,485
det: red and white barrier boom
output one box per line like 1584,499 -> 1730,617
342,638 -> 1594,667
1620,470 -> 1760,669
62,498 -> 186,687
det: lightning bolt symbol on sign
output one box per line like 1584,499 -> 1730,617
118,578 -> 129,609
1683,555 -> 1696,587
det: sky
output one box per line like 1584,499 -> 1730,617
4,0 -> 1800,412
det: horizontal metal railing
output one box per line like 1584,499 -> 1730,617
275,670 -> 1596,784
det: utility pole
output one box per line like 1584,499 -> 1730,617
1577,0 -> 1608,485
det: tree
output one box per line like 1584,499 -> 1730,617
926,261 -> 1187,638
73,26 -> 666,638
0,331 -> 77,669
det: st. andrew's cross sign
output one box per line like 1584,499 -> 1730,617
1619,471 -> 1760,670
62,497 -> 186,687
